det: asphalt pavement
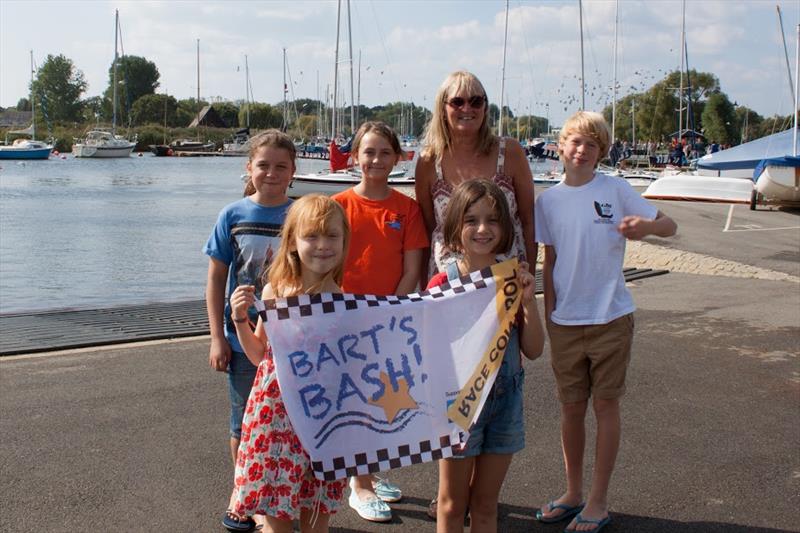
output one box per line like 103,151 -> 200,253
1,203 -> 798,533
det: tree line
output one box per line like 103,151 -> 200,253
600,69 -> 794,145
5,53 -> 792,146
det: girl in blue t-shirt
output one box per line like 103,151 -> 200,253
203,130 -> 295,532
426,179 -> 544,532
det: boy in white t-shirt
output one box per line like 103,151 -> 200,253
534,112 -> 676,533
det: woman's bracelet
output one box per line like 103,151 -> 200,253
232,316 -> 248,324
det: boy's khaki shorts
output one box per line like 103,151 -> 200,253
547,313 -> 634,403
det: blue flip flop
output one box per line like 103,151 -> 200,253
535,500 -> 585,523
564,512 -> 612,533
222,509 -> 255,532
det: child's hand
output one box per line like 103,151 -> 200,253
518,261 -> 536,303
618,215 -> 651,240
230,285 -> 256,323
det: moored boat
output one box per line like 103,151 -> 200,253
289,169 -> 413,198
751,156 -> 800,209
170,139 -> 215,153
0,138 -> 52,160
73,130 -> 136,158
72,11 -> 135,159
642,174 -> 752,204
1,52 -> 53,160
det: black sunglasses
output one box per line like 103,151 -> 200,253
446,95 -> 486,109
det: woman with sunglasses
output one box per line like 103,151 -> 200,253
415,70 -> 536,283
415,71 -> 536,529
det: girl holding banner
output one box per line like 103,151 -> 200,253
426,180 -> 544,533
227,195 -> 351,533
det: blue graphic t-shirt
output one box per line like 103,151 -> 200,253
204,197 -> 292,353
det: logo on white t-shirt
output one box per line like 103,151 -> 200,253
593,201 -> 614,224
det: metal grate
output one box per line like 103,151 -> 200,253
0,268 -> 667,356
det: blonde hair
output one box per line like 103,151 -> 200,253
558,111 -> 611,167
267,194 -> 350,297
243,129 -> 297,196
421,71 -> 496,163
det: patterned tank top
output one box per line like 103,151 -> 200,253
429,137 -> 527,277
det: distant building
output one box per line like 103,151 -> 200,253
188,105 -> 226,128
0,110 -> 33,128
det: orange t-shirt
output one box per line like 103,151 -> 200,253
332,188 -> 429,295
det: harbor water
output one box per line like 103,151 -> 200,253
0,153 -> 559,314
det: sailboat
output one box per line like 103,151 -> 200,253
645,7 -> 800,206
0,51 -> 53,160
223,55 -> 252,156
290,0 -> 412,197
73,10 -> 136,158
750,22 -> 800,209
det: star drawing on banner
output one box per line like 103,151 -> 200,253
369,372 -> 418,424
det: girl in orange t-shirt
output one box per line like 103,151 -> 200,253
332,121 -> 429,522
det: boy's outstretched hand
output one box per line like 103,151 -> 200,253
618,215 -> 650,240
518,261 -> 536,303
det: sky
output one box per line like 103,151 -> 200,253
1,0 -> 799,128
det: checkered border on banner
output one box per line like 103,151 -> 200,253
311,434 -> 464,481
257,266 -> 495,322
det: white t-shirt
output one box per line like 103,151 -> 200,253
535,172 -> 658,325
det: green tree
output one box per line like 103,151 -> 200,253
756,114 -> 793,139
16,97 -> 31,111
734,106 -> 763,144
30,54 -> 87,123
131,94 -> 178,126
294,115 -> 318,139
602,69 -> 722,142
81,96 -> 104,123
102,55 -> 160,125
248,103 -> 283,129
509,114 -> 548,139
701,92 -> 737,144
214,102 -> 239,128
176,98 -> 208,127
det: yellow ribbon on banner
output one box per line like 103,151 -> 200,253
447,259 -> 521,430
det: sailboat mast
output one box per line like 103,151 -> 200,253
196,39 -> 200,141
283,47 -> 288,130
347,0 -> 355,134
357,49 -> 361,126
112,9 -> 119,134
794,24 -> 798,157
611,0 -> 618,141
332,0 -> 341,139
245,55 -> 251,128
163,89 -> 167,144
499,0 -> 509,137
777,6 -> 796,105
678,0 -> 685,139
579,0 -> 585,110
30,50 -> 35,140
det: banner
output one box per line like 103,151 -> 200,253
256,259 -> 521,481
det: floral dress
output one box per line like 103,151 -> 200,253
428,137 -> 527,277
232,346 -> 347,520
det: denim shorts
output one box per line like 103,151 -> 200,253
227,350 -> 258,439
455,369 -> 525,457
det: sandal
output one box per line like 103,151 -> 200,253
427,497 -> 437,520
222,509 -> 255,532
